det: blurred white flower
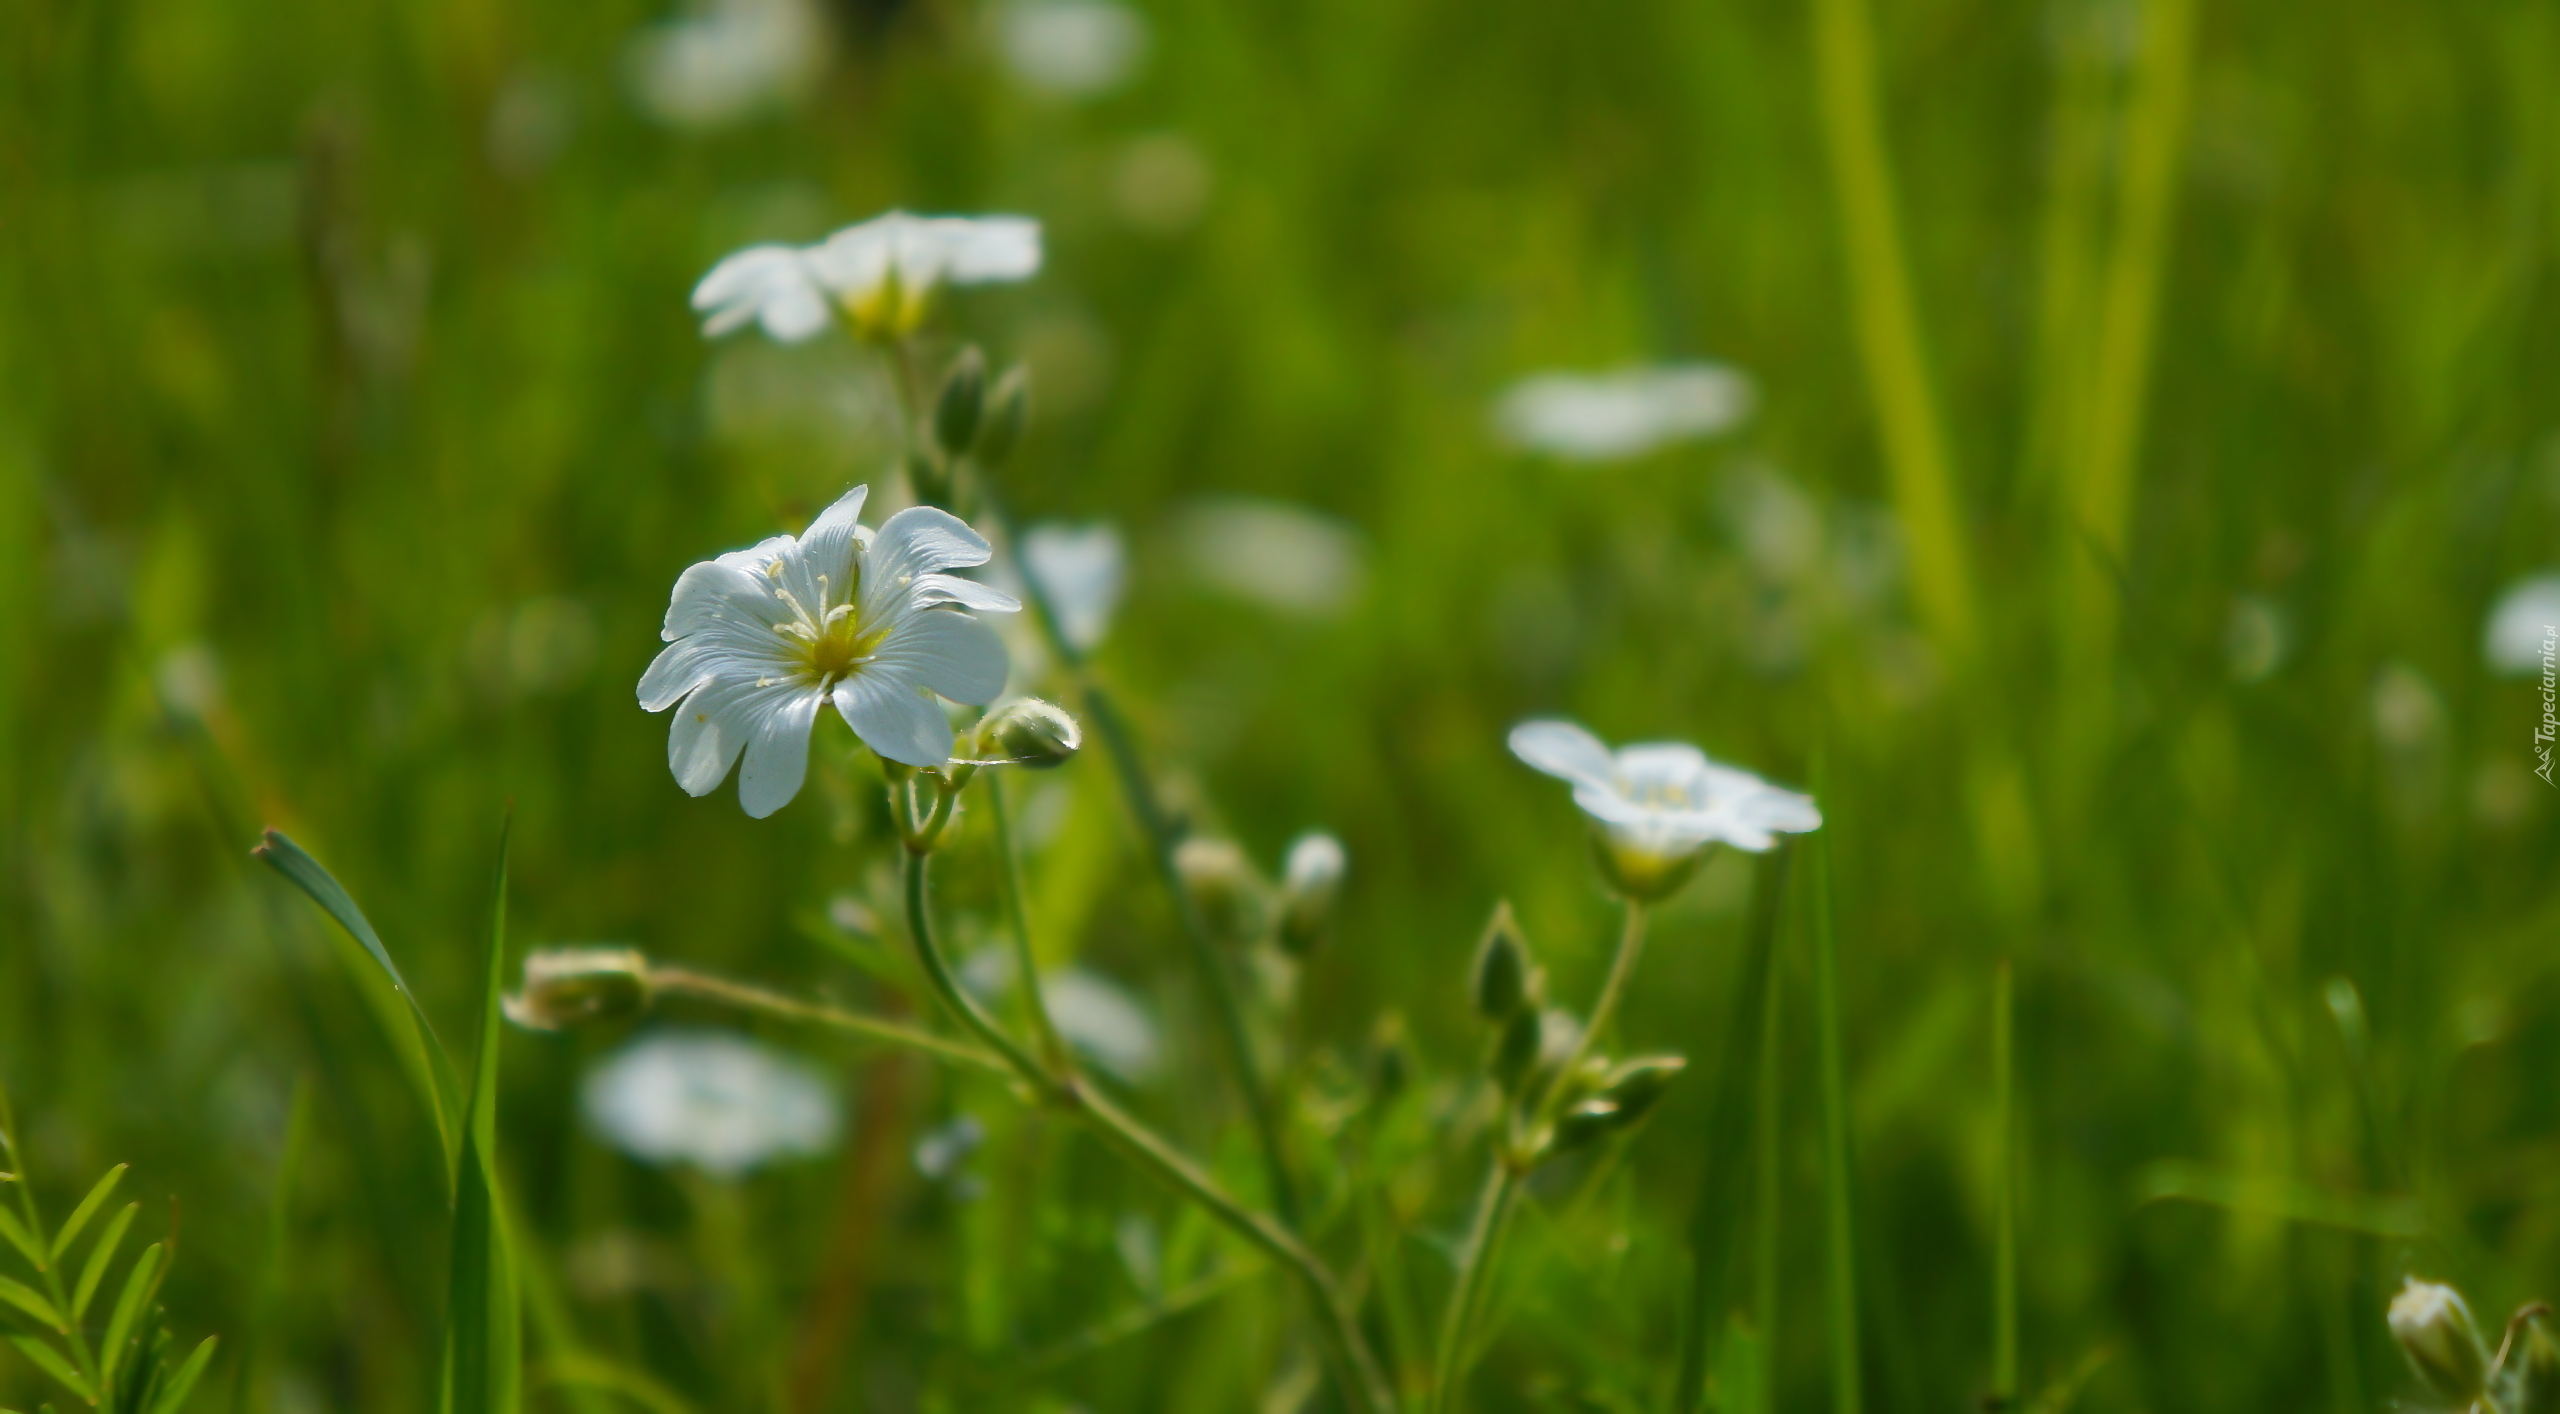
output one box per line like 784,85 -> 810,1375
625,0 -> 822,131
1177,497 -> 1365,618
2371,661 -> 2445,753
913,1114 -> 986,1182
1510,719 -> 1819,894
1276,830 -> 1345,953
582,1031 -> 839,1177
997,0 -> 1148,97
2484,573 -> 2560,676
1022,521 -> 1126,651
639,485 -> 1020,815
693,211 -> 1043,343
1495,363 -> 1756,463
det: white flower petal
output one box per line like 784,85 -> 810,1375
663,559 -> 790,642
1735,785 -> 1822,835
832,672 -> 956,767
861,505 -> 995,624
936,215 -> 1042,283
667,679 -> 756,796
914,572 -> 1021,613
692,246 -> 831,343
1613,742 -> 1712,787
640,616 -> 801,711
795,485 -> 872,589
1509,719 -> 1615,789
1023,521 -> 1125,650
877,609 -> 1010,705
738,686 -> 827,818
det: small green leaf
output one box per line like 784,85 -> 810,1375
98,1242 -> 163,1391
441,817 -> 522,1414
253,829 -> 460,1165
0,1207 -> 45,1271
5,1334 -> 91,1401
0,1276 -> 60,1331
145,1336 -> 217,1414
75,1205 -> 138,1321
50,1165 -> 125,1263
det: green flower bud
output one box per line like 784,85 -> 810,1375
1276,831 -> 1346,956
1551,1098 -> 1621,1154
503,947 -> 654,1031
977,698 -> 1083,767
908,448 -> 954,511
1591,830 -> 1708,903
1596,1054 -> 1688,1125
1490,1006 -> 1543,1096
1174,837 -> 1266,945
1367,1012 -> 1410,1105
2509,1306 -> 2560,1414
975,366 -> 1030,469
2391,1278 -> 2490,1405
934,346 -> 987,461
1471,902 -> 1530,1021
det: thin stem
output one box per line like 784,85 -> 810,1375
649,966 -> 1011,1077
975,486 -> 1301,1226
1537,898 -> 1650,1137
895,835 -> 1390,1414
988,772 -> 1072,1070
1430,1159 -> 1520,1414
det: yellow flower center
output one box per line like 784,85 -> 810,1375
770,570 -> 886,689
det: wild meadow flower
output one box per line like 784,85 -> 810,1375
2485,572 -> 2560,676
624,0 -> 821,130
2388,1277 -> 2490,1404
996,0 -> 1150,97
639,485 -> 1019,816
1509,718 -> 1819,898
693,211 -> 1042,343
582,1030 -> 840,1177
1493,363 -> 1755,463
1022,520 -> 1127,651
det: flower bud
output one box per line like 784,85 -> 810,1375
1471,902 -> 1530,1022
1596,1054 -> 1687,1125
1551,1098 -> 1621,1154
977,698 -> 1083,767
1275,831 -> 1346,956
934,346 -> 987,461
908,448 -> 954,511
1489,1006 -> 1543,1096
503,947 -> 654,1031
2391,1277 -> 2490,1404
975,366 -> 1030,469
1366,1012 -> 1410,1105
1174,837 -> 1266,945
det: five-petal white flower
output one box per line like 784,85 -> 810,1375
1509,718 -> 1820,873
692,211 -> 1043,343
640,485 -> 1020,816
582,1030 -> 839,1177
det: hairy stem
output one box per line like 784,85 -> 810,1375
646,966 -> 1011,1077
1429,1159 -> 1520,1414
987,772 -> 1071,1070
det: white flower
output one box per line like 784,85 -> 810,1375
1494,363 -> 1755,463
1022,520 -> 1126,651
582,1031 -> 839,1177
1509,719 -> 1819,893
2484,572 -> 2560,676
1176,496 -> 1366,618
624,0 -> 822,131
996,0 -> 1149,97
639,485 -> 1020,816
693,211 -> 1043,343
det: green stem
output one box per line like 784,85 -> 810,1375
988,772 -> 1072,1071
896,834 -> 1391,1414
1429,1159 -> 1521,1414
977,489 -> 1301,1226
647,966 -> 1011,1077
1537,899 -> 1650,1138
1993,959 -> 2017,1406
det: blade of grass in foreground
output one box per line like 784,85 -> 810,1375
1808,789 -> 1862,1414
443,815 -> 522,1414
254,830 -> 461,1164
1993,959 -> 2017,1408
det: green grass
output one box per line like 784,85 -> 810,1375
6,0 -> 2560,1409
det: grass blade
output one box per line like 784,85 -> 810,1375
1993,959 -> 2017,1407
144,1335 -> 217,1414
73,1206 -> 137,1322
1808,794 -> 1862,1414
49,1165 -> 125,1264
6,1334 -> 90,1401
536,1352 -> 702,1414
98,1242 -> 163,1393
231,1078 -> 311,1414
441,816 -> 522,1414
252,829 -> 460,1164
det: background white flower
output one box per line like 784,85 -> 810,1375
2484,572 -> 2560,676
1175,496 -> 1366,619
960,951 -> 1161,1082
693,211 -> 1043,343
623,0 -> 821,132
582,1030 -> 840,1177
996,0 -> 1149,98
1494,363 -> 1756,463
1509,718 -> 1819,857
1022,520 -> 1127,651
639,484 -> 1019,815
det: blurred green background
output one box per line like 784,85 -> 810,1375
5,0 -> 2559,1408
